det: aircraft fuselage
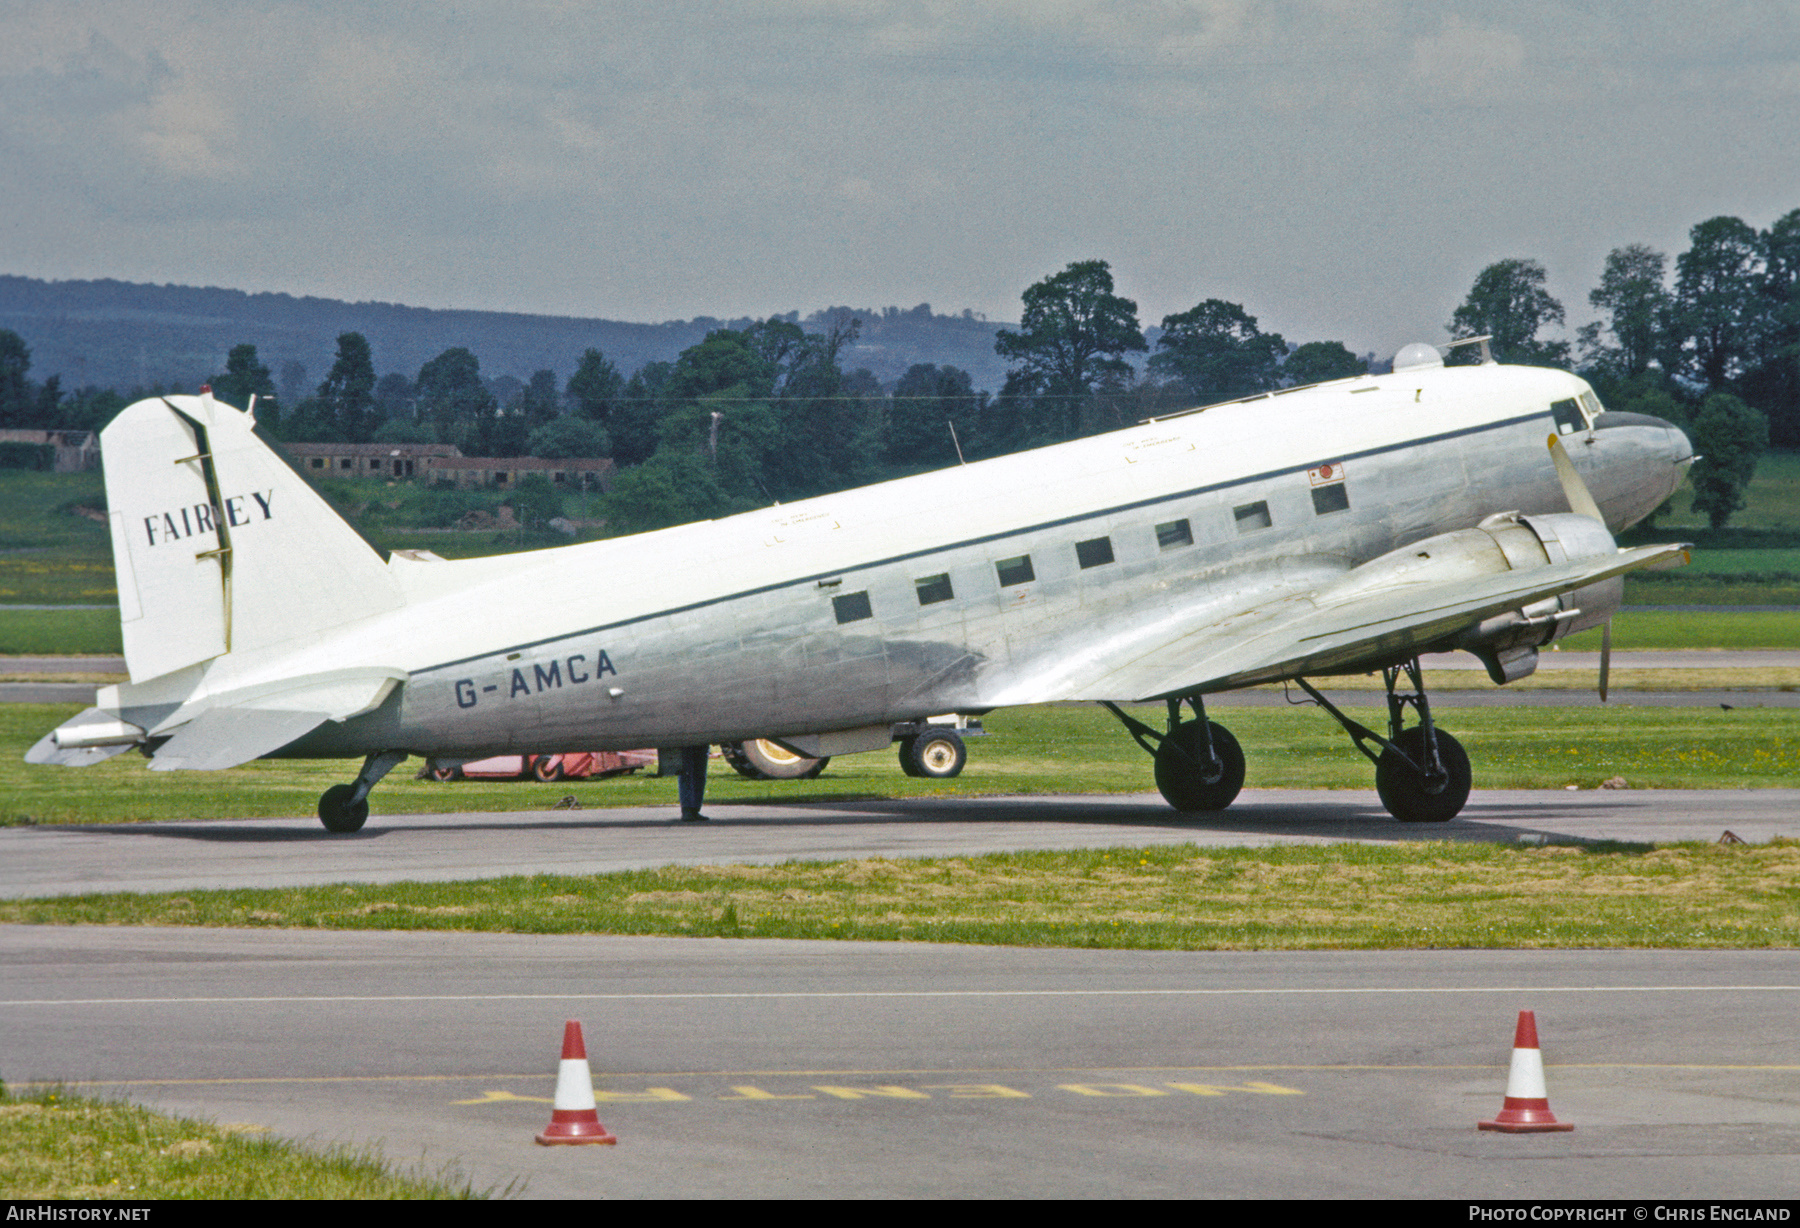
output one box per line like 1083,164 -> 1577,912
245,363 -> 1687,760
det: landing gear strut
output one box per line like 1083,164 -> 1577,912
1103,696 -> 1245,812
317,750 -> 407,833
1294,659 -> 1471,822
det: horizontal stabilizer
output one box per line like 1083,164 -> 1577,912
147,708 -> 331,772
25,708 -> 143,767
144,668 -> 404,771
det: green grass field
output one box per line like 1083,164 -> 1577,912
4,839 -> 1795,950
6,700 -> 1797,828
0,1083 -> 493,1199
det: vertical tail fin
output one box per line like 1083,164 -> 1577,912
102,392 -> 403,683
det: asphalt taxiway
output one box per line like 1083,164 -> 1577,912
3,929 -> 1796,1199
4,788 -> 1798,900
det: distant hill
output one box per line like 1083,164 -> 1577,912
0,276 -> 1015,396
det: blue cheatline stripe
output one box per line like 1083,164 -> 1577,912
414,410 -> 1550,677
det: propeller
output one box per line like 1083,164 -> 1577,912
1547,433 -> 1611,702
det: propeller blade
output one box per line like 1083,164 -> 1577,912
1547,433 -> 1605,523
1599,619 -> 1611,703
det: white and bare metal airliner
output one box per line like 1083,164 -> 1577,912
29,341 -> 1693,830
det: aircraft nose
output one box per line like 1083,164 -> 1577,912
1592,410 -> 1693,462
1588,410 -> 1694,527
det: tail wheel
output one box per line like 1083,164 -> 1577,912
1375,728 -> 1471,822
723,739 -> 828,780
430,764 -> 463,782
1153,720 -> 1245,812
905,729 -> 966,779
317,784 -> 369,833
532,755 -> 566,782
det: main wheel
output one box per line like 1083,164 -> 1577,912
317,784 -> 369,834
1153,720 -> 1245,812
1375,727 -> 1471,822
905,728 -> 966,778
532,755 -> 565,782
896,736 -> 921,776
722,739 -> 829,780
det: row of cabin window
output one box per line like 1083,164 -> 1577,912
830,484 -> 1351,626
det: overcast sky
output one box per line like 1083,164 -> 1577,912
3,1 -> 1797,363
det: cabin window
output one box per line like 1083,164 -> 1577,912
340,458 -> 353,469
1551,398 -> 1585,435
995,554 -> 1035,587
915,573 -> 954,605
1156,519 -> 1193,550
1311,484 -> 1350,515
310,458 -> 324,469
1234,501 -> 1272,533
1075,536 -> 1115,569
833,591 -> 873,624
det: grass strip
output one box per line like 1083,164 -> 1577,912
0,1082 -> 495,1199
0,609 -> 122,655
6,702 -> 1798,827
1559,609 -> 1800,650
3,841 -> 1795,950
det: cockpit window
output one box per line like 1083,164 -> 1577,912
1550,398 -> 1585,435
1579,391 -> 1604,419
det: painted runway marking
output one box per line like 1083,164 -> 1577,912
7,983 -> 1800,1007
16,1062 -> 1800,1091
448,1079 -> 1308,1105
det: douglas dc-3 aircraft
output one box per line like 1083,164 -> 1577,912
29,340 -> 1693,830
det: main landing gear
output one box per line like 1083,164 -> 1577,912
1105,658 -> 1472,823
317,751 -> 407,833
1293,658 -> 1472,823
1102,696 -> 1246,812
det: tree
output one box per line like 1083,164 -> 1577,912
567,350 -> 624,424
994,260 -> 1146,440
373,372 -> 413,422
611,362 -> 671,467
1687,392 -> 1768,529
372,417 -> 433,444
1447,258 -> 1570,366
1580,244 -> 1670,379
601,446 -> 741,535
1742,208 -> 1800,446
210,343 -> 276,415
0,330 -> 34,428
414,347 -> 495,448
316,332 -> 377,442
1282,341 -> 1367,386
528,415 -> 610,459
520,369 -> 561,425
1151,299 -> 1287,402
764,317 -> 871,498
664,329 -> 777,403
1672,216 -> 1764,388
889,363 -> 980,467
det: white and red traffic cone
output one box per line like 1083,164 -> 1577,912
1479,1009 -> 1574,1133
535,1020 -> 618,1146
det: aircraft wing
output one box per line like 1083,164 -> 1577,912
1038,543 -> 1687,703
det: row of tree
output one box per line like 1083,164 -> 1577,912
1440,210 -> 1799,526
4,205 -> 1794,529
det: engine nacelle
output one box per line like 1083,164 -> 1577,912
1329,511 -> 1621,685
1453,512 -> 1621,682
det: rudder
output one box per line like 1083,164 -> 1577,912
102,392 -> 403,683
